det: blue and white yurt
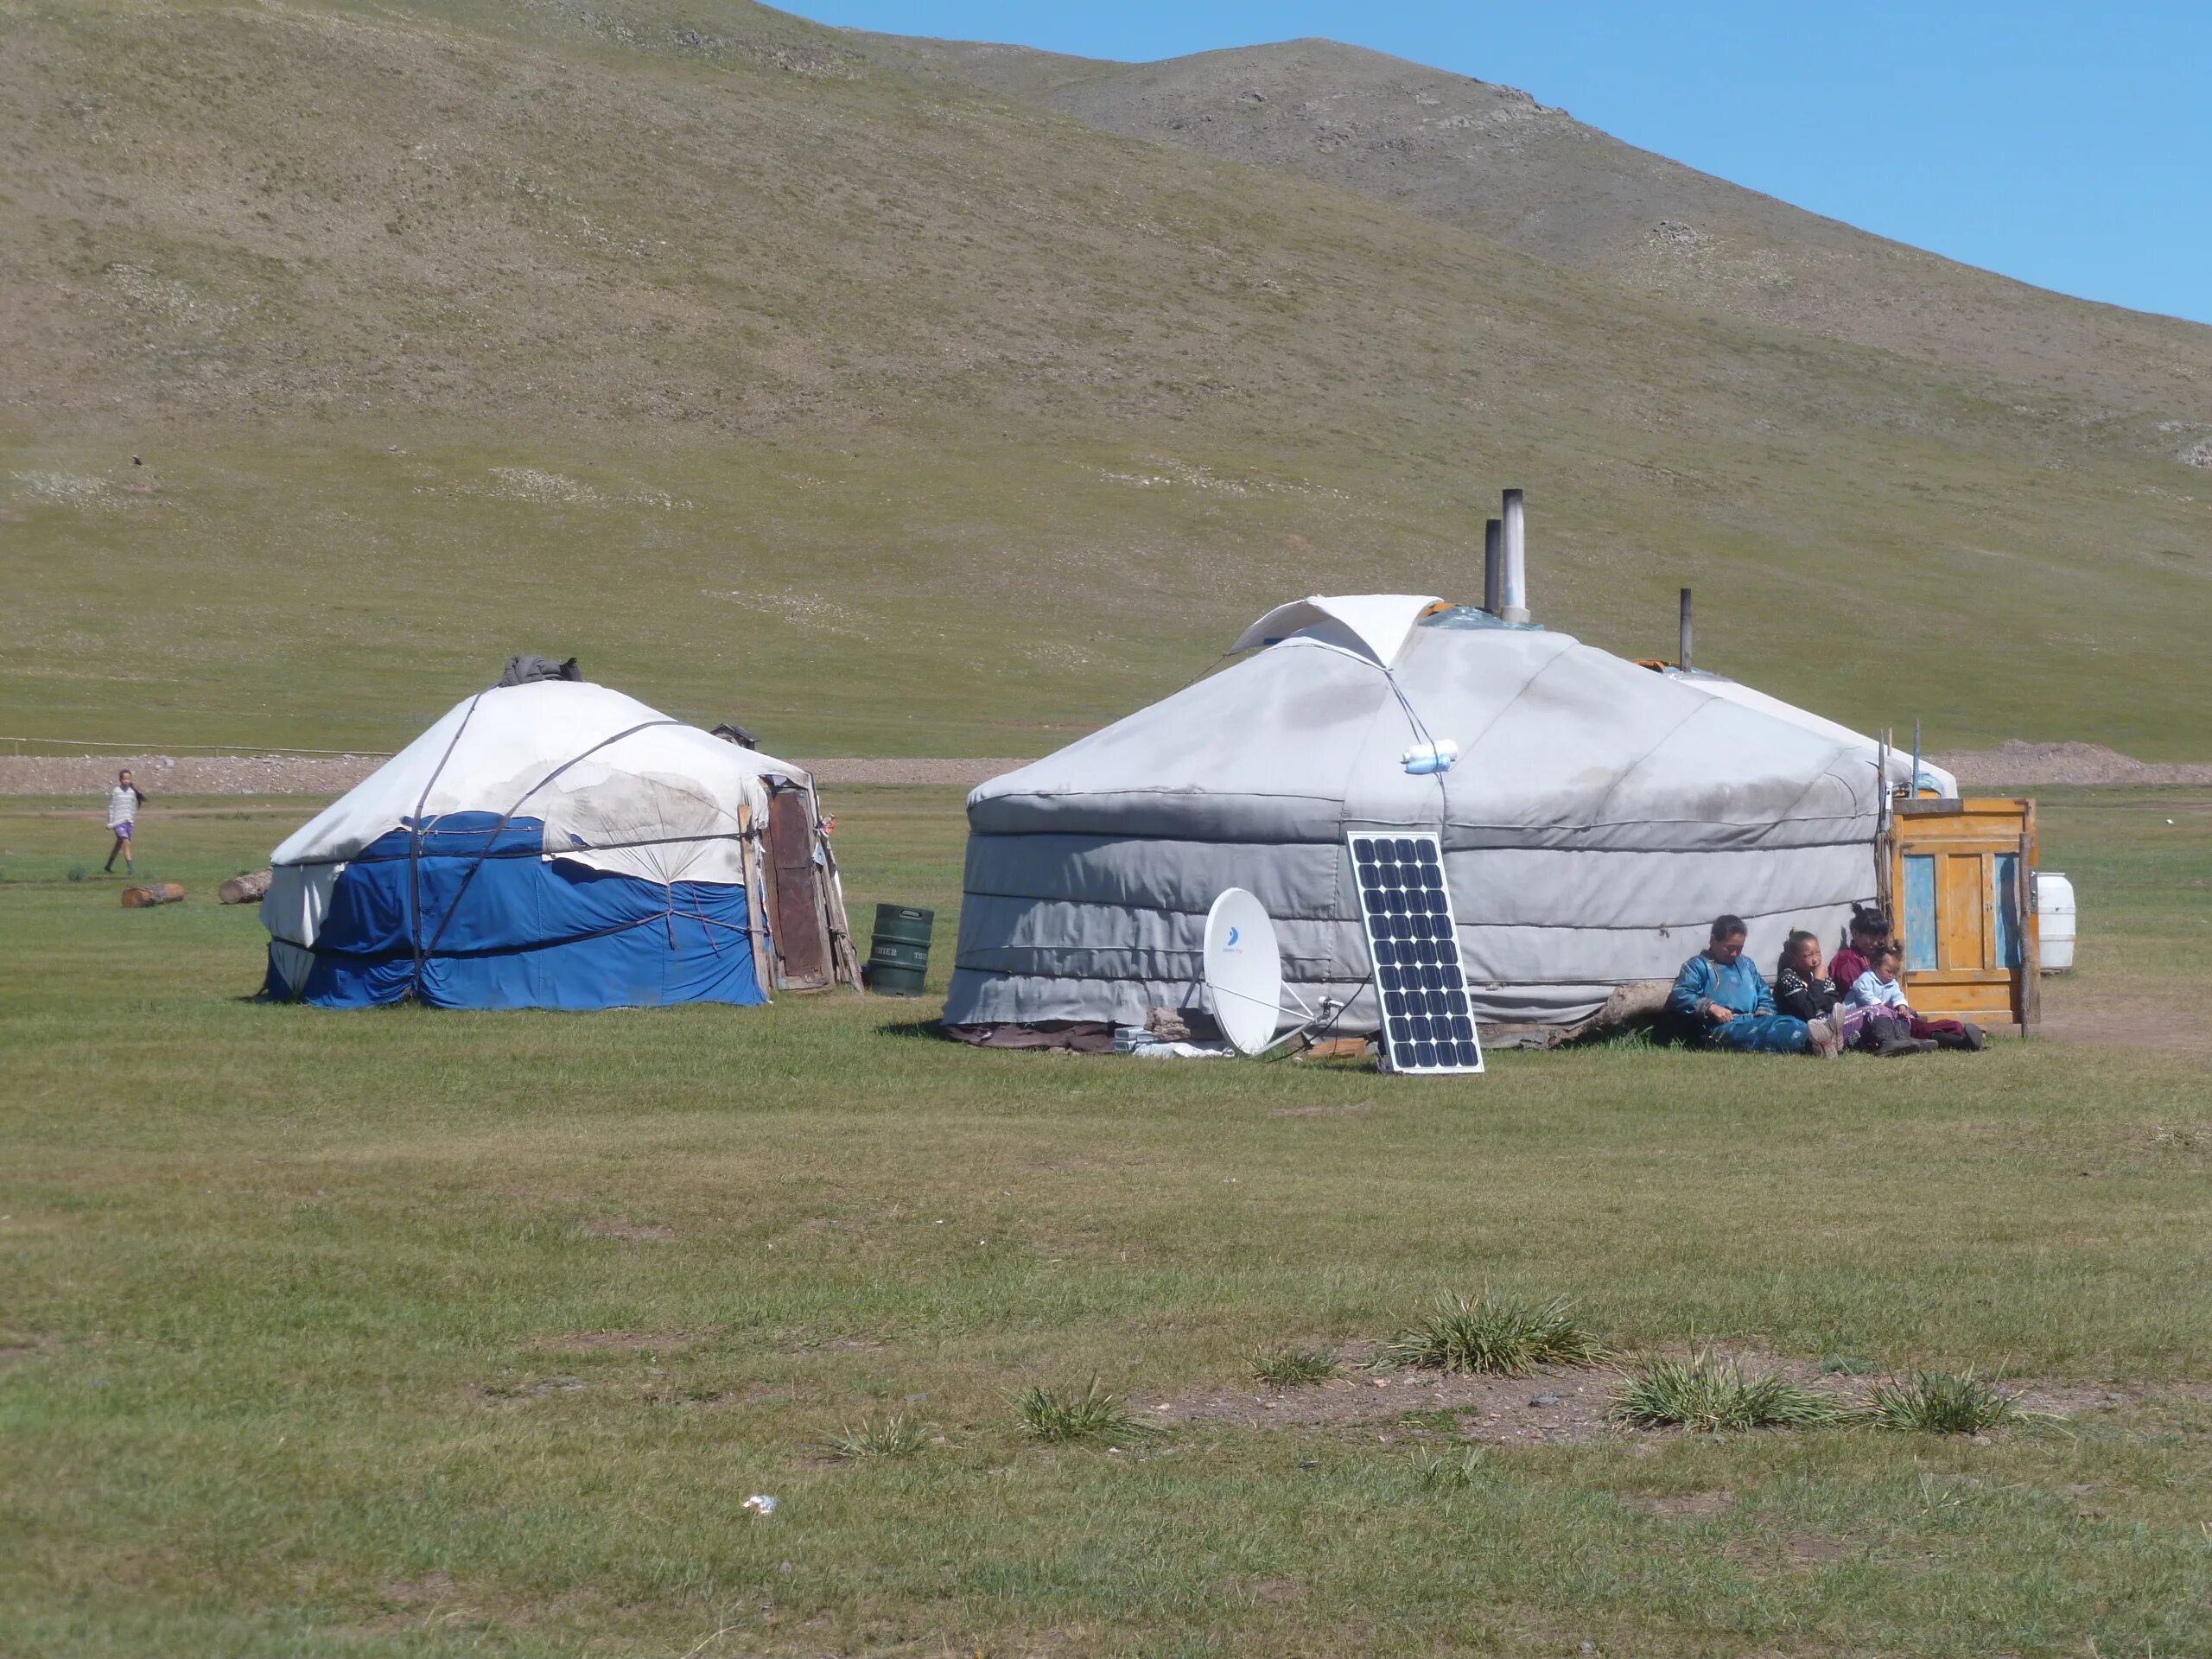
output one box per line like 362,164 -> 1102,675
260,675 -> 845,1009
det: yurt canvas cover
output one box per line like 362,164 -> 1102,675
944,602 -> 1911,1034
262,680 -> 816,1009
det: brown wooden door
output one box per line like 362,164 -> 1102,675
1886,798 -> 2039,1031
765,788 -> 833,991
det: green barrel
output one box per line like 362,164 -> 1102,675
866,903 -> 935,996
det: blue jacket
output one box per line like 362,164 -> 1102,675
1669,951 -> 1776,1025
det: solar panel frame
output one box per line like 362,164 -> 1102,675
1346,830 -> 1484,1075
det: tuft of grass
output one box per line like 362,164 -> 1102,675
829,1411 -> 927,1460
66,865 -> 87,883
1821,1356 -> 1879,1376
1859,1369 -> 2022,1434
1407,1446 -> 1488,1492
1611,1353 -> 1843,1433
1250,1344 -> 1338,1386
1014,1377 -> 1144,1445
1376,1293 -> 1604,1376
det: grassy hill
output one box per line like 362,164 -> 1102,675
3,0 -> 2208,757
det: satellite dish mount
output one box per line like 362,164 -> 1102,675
1203,888 -> 1340,1057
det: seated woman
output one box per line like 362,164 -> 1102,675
1776,930 -> 1929,1056
1827,905 -> 1890,1001
1669,915 -> 1834,1055
1845,943 -> 1987,1051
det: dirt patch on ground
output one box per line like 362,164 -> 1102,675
1141,1343 -> 1619,1445
1934,741 -> 2212,787
467,1374 -> 589,1404
2041,998 -> 2212,1058
580,1219 -> 675,1243
536,1329 -> 696,1352
383,1572 -> 455,1605
1625,1489 -> 1733,1519
0,754 -> 1017,797
1141,1343 -> 2210,1444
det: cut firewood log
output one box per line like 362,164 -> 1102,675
120,882 -> 185,908
219,868 -> 272,906
1298,1036 -> 1375,1061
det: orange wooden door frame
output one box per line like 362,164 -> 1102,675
1883,798 -> 2040,1032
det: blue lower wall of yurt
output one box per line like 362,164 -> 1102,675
264,813 -> 766,1010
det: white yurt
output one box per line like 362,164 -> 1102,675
944,596 -> 1921,1038
262,668 -> 850,1009
1655,667 -> 1958,799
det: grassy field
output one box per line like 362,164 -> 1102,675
3,785 -> 2209,1656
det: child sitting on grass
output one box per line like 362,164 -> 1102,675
1775,930 -> 1929,1056
1846,942 -> 1986,1051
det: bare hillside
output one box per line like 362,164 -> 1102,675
1,0 -> 2207,760
859,33 -> 2212,449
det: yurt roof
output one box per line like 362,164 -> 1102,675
274,680 -> 807,869
969,603 -> 1883,853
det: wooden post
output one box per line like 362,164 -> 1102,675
809,781 -> 864,990
736,802 -> 772,1000
2018,810 -> 2042,1034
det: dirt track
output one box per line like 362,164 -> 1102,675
0,754 -> 1020,797
1932,742 -> 2212,788
7,743 -> 2209,798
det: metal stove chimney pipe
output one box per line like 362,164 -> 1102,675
1678,588 -> 1694,671
1483,518 -> 1503,615
1499,488 -> 1529,623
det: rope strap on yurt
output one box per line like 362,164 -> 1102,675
408,692 -> 485,994
411,717 -> 682,995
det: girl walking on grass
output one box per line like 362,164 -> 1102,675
104,767 -> 145,876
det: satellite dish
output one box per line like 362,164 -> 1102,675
1204,887 -> 1286,1056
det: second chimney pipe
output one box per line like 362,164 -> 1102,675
1500,488 -> 1529,623
1483,518 -> 1503,615
1679,587 -> 1694,671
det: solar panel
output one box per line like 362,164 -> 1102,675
1347,831 -> 1484,1075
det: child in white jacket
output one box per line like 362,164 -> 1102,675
1847,942 -> 1984,1051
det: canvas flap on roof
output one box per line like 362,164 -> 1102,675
1230,593 -> 1443,669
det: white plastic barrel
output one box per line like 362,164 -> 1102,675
2036,872 -> 2076,974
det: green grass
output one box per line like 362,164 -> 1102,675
1406,1446 -> 1490,1493
827,1410 -> 927,1460
1014,1378 -> 1143,1446
1860,1370 -> 2025,1436
1250,1344 -> 1340,1386
1,786 -> 2209,1656
1376,1292 -> 1605,1376
1611,1354 -> 1843,1433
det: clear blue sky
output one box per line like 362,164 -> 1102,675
797,0 -> 2212,325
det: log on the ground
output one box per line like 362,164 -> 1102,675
1298,1036 -> 1374,1060
219,868 -> 272,905
120,882 -> 185,908
1549,979 -> 1675,1046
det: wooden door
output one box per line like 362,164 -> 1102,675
1886,798 -> 2039,1031
765,786 -> 834,991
